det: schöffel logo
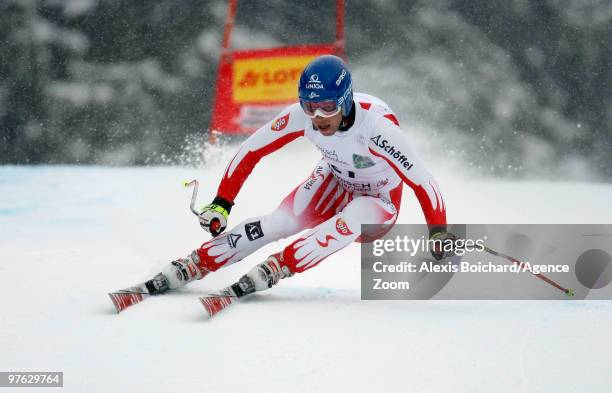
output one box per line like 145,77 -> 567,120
335,218 -> 353,236
370,135 -> 414,170
306,74 -> 324,89
271,113 -> 290,131
308,91 -> 320,99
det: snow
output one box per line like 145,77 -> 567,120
1,139 -> 611,392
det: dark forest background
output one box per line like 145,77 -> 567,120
1,0 -> 610,179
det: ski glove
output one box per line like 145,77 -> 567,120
199,197 -> 233,237
429,229 -> 457,261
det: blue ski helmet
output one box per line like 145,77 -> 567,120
298,55 -> 353,116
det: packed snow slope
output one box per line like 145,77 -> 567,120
1,139 -> 611,393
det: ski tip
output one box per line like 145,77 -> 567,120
566,288 -> 575,297
199,295 -> 236,318
108,291 -> 146,313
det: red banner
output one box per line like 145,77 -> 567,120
211,44 -> 340,134
209,0 -> 345,135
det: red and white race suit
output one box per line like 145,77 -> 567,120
196,93 -> 446,274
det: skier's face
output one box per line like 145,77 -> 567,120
311,112 -> 343,136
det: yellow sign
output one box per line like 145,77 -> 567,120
232,55 -> 317,103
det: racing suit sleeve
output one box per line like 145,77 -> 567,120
368,114 -> 447,233
215,104 -> 306,205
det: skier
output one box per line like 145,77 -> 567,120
146,55 -> 449,299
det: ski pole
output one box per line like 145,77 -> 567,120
183,179 -> 200,216
482,245 -> 575,297
183,179 -> 222,234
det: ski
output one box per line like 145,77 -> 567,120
109,269 -> 177,313
109,284 -> 239,316
199,292 -> 239,317
108,284 -> 150,313
198,273 -> 258,317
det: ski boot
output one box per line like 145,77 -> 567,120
199,253 -> 294,316
228,253 -> 294,298
145,251 -> 208,295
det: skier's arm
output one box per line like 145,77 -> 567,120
368,115 -> 447,233
215,104 -> 306,206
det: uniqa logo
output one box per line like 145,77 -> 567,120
306,73 -> 324,89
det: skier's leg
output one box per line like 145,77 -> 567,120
232,185 -> 403,296
147,161 -> 344,294
194,161 -> 344,272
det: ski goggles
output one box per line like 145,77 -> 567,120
299,99 -> 341,118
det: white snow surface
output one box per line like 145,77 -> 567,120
1,139 -> 611,393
